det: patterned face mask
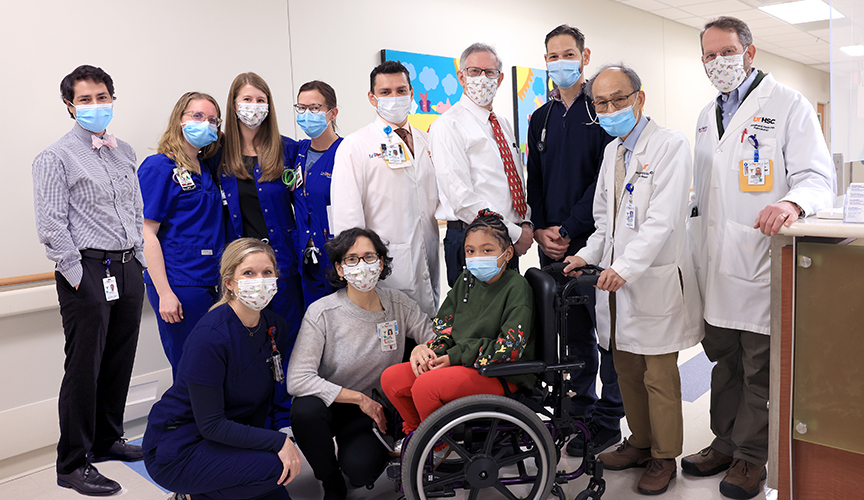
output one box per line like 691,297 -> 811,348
463,75 -> 499,107
342,260 -> 381,293
233,277 -> 278,311
704,53 -> 747,94
236,102 -> 269,129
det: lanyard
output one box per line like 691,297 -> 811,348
748,134 -> 759,163
266,326 -> 284,382
105,258 -> 112,277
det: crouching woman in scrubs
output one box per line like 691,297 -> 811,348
292,80 -> 343,305
143,238 -> 301,500
138,92 -> 225,377
285,228 -> 434,500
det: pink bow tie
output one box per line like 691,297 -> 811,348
91,134 -> 117,150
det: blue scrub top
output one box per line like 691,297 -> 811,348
142,304 -> 293,459
292,138 -> 342,274
138,153 -> 225,286
218,136 -> 300,278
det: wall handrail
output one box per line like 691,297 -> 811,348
0,272 -> 54,288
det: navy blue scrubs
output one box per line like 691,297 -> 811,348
143,304 -> 294,500
138,154 -> 224,377
217,136 -> 302,429
292,138 -> 342,306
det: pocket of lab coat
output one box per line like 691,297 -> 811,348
686,215 -> 707,287
382,243 -> 417,293
718,220 -> 771,283
627,263 -> 683,318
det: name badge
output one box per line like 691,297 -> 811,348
625,201 -> 637,229
103,276 -> 119,301
173,167 -> 196,191
377,320 -> 399,352
739,159 -> 774,192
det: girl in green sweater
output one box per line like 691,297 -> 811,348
381,210 -> 535,433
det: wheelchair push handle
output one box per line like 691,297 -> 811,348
543,262 -> 604,287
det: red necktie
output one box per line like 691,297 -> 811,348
489,112 -> 527,218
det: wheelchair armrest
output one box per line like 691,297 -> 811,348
479,360 -> 547,377
478,359 -> 587,378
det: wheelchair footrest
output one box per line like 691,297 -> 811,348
386,459 -> 401,481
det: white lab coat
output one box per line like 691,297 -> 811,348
331,117 -> 441,318
691,72 -> 835,335
577,119 -> 704,355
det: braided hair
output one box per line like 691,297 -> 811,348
464,209 -> 513,252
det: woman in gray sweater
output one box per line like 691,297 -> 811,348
285,227 -> 434,500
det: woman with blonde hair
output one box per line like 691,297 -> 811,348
143,238 -> 302,500
138,91 -> 225,376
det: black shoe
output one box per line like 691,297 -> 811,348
322,473 -> 347,500
566,423 -> 622,457
57,463 -> 121,496
91,439 -> 143,463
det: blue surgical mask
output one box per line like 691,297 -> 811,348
466,254 -> 504,282
182,120 -> 218,149
547,59 -> 581,89
74,103 -> 113,133
597,105 -> 637,138
296,111 -> 329,139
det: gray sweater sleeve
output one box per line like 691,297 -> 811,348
285,314 -> 343,406
397,293 -> 436,344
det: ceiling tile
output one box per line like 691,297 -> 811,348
675,16 -> 709,29
679,0 -> 750,17
651,7 -> 693,20
658,0 -> 712,7
752,25 -> 805,37
745,17 -> 791,29
760,32 -> 819,44
622,0 -> 670,11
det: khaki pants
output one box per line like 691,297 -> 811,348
610,292 -> 683,459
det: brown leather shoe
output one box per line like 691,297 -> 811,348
638,458 -> 677,495
681,446 -> 733,477
719,458 -> 766,499
598,437 -> 651,470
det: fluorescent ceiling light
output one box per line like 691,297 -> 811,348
759,0 -> 843,24
840,45 -> 864,57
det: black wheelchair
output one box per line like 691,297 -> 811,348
389,264 -> 607,500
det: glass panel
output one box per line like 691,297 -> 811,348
792,241 -> 864,454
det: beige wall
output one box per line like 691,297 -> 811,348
0,0 -> 830,480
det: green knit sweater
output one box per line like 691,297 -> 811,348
427,269 -> 535,389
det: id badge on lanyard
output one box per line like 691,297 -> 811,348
266,326 -> 284,382
624,183 -> 637,229
173,167 -> 196,191
739,134 -> 773,192
102,258 -> 119,301
380,126 -> 410,169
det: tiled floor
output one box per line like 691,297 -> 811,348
0,343 -> 777,500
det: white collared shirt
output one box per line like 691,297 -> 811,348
429,96 -> 530,243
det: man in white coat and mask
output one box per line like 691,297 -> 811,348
682,17 -> 835,500
331,60 -> 440,317
564,64 -> 703,496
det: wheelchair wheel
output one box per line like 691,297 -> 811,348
402,394 -> 556,500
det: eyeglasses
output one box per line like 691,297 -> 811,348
463,67 -> 501,79
701,45 -> 748,64
183,111 -> 222,127
592,90 -> 638,113
293,103 -> 330,114
342,253 -> 380,266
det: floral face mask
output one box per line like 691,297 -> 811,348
236,102 -> 269,129
234,277 -> 278,311
342,260 -> 381,293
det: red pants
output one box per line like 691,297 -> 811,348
380,363 -> 517,433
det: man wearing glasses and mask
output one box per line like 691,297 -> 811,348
430,42 -> 533,286
564,64 -> 703,496
33,64 -> 146,496
684,16 -> 835,500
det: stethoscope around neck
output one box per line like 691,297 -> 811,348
535,97 -> 598,153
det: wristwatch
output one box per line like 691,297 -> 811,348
558,226 -> 570,240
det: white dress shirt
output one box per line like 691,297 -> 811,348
429,96 -> 530,243
331,116 -> 441,317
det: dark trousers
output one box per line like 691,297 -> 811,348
702,322 -> 770,466
291,397 -> 389,487
539,249 -> 624,431
55,254 -> 145,474
145,439 -> 290,500
444,225 -> 518,287
146,284 -> 218,379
